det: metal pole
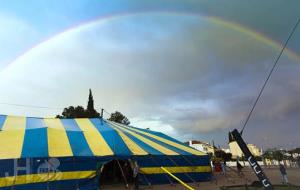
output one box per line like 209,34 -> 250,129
101,109 -> 104,118
116,160 -> 129,188
231,129 -> 273,190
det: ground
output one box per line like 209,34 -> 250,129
100,167 -> 300,190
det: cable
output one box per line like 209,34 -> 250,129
0,102 -> 112,115
103,109 -> 111,115
94,107 -> 111,115
240,18 -> 300,135
0,102 -> 63,110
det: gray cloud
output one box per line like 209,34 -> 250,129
0,12 -> 299,148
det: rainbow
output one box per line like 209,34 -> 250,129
2,10 -> 300,73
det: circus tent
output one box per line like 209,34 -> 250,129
0,115 -> 211,190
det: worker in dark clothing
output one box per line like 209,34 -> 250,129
279,164 -> 288,184
236,160 -> 243,176
132,161 -> 140,190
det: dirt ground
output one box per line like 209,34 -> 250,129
101,167 -> 300,190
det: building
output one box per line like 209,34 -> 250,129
222,148 -> 231,154
187,140 -> 215,155
248,144 -> 262,156
228,132 -> 262,158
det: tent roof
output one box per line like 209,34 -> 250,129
0,115 -> 205,159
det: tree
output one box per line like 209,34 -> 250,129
224,153 -> 233,161
215,149 -> 226,158
263,149 -> 284,161
56,106 -> 86,118
56,89 -> 100,118
108,111 -> 130,125
86,89 -> 100,118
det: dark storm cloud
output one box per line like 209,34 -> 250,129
1,2 -> 299,148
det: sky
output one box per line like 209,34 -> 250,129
0,0 -> 299,149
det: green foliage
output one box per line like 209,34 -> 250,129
225,153 -> 233,161
291,148 -> 300,154
214,150 -> 232,161
56,89 -> 100,118
263,149 -> 284,161
108,111 -> 130,125
56,105 -> 100,118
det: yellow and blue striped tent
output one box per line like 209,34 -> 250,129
0,115 -> 211,190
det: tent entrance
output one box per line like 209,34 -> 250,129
99,159 -> 133,187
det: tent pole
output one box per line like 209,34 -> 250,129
100,109 -> 104,118
149,155 -> 174,186
116,159 -> 129,188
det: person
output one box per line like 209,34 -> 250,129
236,160 -> 243,176
221,161 -> 226,176
215,161 -> 222,173
279,164 -> 288,184
211,161 -> 215,172
131,160 -> 139,190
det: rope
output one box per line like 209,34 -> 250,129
240,17 -> 300,135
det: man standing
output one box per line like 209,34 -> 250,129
132,161 -> 140,190
236,160 -> 243,176
221,161 -> 226,176
279,164 -> 288,184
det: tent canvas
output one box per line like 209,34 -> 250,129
0,115 -> 211,190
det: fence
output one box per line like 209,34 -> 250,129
225,160 -> 299,168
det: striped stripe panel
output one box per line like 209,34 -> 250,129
114,122 -> 205,155
117,129 -> 163,155
21,118 -> 48,157
140,166 -> 211,174
75,119 -> 113,156
43,119 -> 73,157
108,121 -> 179,155
0,170 -> 95,188
0,116 -> 26,159
93,119 -> 132,156
0,115 -> 6,130
112,126 -> 148,155
118,128 -> 192,155
61,119 -> 94,156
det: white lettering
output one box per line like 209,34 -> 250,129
248,156 -> 256,166
253,165 -> 261,174
262,179 -> 270,187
